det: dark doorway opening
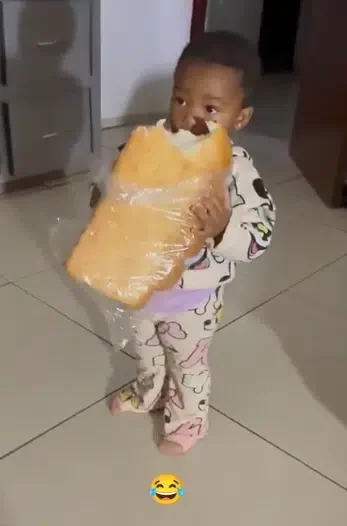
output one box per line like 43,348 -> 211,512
258,0 -> 303,74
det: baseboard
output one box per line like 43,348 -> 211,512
101,112 -> 165,130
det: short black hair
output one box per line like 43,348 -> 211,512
177,31 -> 261,107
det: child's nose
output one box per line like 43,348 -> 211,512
182,110 -> 205,132
182,113 -> 196,130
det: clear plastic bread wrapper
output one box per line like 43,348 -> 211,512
62,120 -> 232,345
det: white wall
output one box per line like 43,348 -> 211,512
206,0 -> 264,46
101,0 -> 193,126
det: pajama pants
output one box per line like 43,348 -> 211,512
118,287 -> 224,442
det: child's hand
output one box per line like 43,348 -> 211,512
191,189 -> 231,240
89,183 -> 102,208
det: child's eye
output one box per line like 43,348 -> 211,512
205,105 -> 218,115
175,96 -> 187,107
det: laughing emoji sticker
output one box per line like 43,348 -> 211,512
149,474 -> 184,505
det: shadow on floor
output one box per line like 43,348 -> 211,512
255,293 -> 347,430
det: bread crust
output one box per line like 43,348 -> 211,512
65,124 -> 232,309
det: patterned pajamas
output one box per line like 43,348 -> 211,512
99,133 -> 276,452
117,288 -> 224,445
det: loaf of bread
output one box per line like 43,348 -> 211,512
65,120 -> 232,309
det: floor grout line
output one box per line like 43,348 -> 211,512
11,282 -> 136,362
217,251 -> 347,334
4,263 -> 62,284
1,128 -> 347,491
210,405 -> 347,493
0,381 -> 134,462
2,384 -> 346,496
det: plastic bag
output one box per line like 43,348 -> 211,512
49,160 -> 137,349
51,219 -> 136,348
64,123 -> 231,310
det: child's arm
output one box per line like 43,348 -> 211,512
180,153 -> 276,290
212,154 -> 276,262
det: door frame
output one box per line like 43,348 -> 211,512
190,0 -> 207,39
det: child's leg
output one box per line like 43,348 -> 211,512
110,316 -> 166,414
158,287 -> 224,454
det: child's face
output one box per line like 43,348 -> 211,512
169,61 -> 253,133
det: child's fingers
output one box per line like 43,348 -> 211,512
224,188 -> 231,211
200,195 -> 225,221
189,207 -> 204,232
191,203 -> 209,224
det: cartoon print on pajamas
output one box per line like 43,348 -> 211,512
211,253 -> 225,264
219,262 -> 233,284
168,417 -> 204,438
198,380 -> 211,412
179,338 -> 211,369
119,385 -> 140,410
137,372 -> 155,390
204,286 -> 223,331
189,249 -> 225,272
230,175 -> 245,207
252,222 -> 272,243
252,178 -> 269,201
145,321 -> 188,346
182,369 -> 210,394
193,294 -> 212,316
177,277 -> 184,289
194,283 -> 225,322
165,387 -> 185,410
164,406 -> 172,424
189,248 -> 209,270
152,354 -> 166,367
233,148 -> 251,161
248,233 -> 267,259
246,219 -> 272,260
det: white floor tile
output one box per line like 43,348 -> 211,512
18,266 -> 128,344
1,402 -> 346,526
221,182 -> 347,328
273,177 -> 347,233
211,275 -> 347,487
0,146 -> 119,281
0,181 -> 89,280
286,255 -> 347,319
0,285 -> 134,458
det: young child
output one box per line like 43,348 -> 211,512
92,31 -> 276,455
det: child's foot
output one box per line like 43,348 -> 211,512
109,394 -> 127,415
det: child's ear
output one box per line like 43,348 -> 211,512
235,107 -> 254,131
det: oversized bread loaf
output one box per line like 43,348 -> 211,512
65,121 -> 232,309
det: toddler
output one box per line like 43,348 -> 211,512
92,31 -> 276,455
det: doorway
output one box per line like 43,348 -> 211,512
258,0 -> 303,74
190,0 -> 207,40
190,0 -> 347,206
191,0 -> 301,140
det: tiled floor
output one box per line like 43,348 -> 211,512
1,113 -> 347,524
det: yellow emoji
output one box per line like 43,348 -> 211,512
149,474 -> 184,505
